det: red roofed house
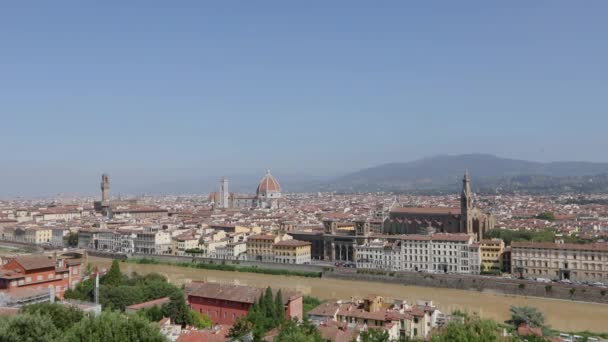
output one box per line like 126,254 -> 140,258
186,282 -> 303,326
0,255 -> 83,299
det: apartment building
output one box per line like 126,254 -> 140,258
24,227 -> 52,245
246,234 -> 292,262
479,238 -> 505,273
273,240 -> 312,264
511,242 -> 608,283
355,234 -> 481,274
134,227 -> 172,255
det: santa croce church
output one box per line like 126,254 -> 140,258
383,171 -> 494,241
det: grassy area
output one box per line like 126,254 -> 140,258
125,258 -> 322,278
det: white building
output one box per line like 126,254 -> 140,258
355,234 -> 480,274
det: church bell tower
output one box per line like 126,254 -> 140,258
460,170 -> 473,233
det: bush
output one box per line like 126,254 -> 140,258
518,283 -> 525,289
545,285 -> 552,293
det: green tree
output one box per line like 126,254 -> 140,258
66,232 -> 78,247
431,315 -> 504,342
162,291 -> 192,327
264,287 -> 276,319
64,311 -> 166,342
64,278 -> 95,301
99,285 -> 145,311
21,303 -> 84,331
360,328 -> 390,342
190,310 -> 212,329
535,212 -> 556,221
275,289 -> 285,323
276,318 -> 323,342
101,260 -> 124,286
228,316 -> 253,340
137,305 -> 164,322
0,313 -> 60,342
508,306 -> 547,330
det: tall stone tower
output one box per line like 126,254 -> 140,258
219,177 -> 229,209
101,173 -> 110,203
460,170 -> 473,233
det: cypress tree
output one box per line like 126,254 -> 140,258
264,287 -> 276,320
275,290 -> 284,323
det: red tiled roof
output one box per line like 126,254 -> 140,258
391,207 -> 461,215
126,297 -> 170,310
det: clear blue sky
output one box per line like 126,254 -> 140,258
1,1 -> 607,195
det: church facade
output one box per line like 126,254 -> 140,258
383,172 -> 494,241
319,172 -> 494,262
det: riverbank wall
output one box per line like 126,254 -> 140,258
325,270 -> 608,304
122,253 -> 326,273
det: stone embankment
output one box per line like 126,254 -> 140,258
325,270 -> 608,304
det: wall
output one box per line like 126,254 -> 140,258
325,270 -> 608,304
127,253 -> 325,273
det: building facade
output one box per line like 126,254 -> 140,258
479,238 -> 505,273
511,242 -> 608,282
355,234 -> 480,274
186,282 -> 303,326
273,240 -> 312,264
383,172 -> 494,241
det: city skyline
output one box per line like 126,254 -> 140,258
2,1 -> 607,195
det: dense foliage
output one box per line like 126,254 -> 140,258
64,260 -> 205,327
535,212 -> 556,221
128,258 -> 322,277
275,318 -> 324,342
65,232 -> 78,247
484,229 -> 556,245
20,303 -> 84,331
508,306 -> 549,334
359,328 -> 391,342
228,287 -> 300,341
0,304 -> 165,342
430,314 -> 506,342
63,311 -> 166,342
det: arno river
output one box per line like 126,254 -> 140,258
88,256 -> 608,332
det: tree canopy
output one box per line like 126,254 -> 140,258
63,311 -> 166,342
430,314 -> 505,342
508,306 -> 548,332
359,328 -> 391,342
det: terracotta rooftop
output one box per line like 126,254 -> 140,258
390,207 -> 461,215
273,240 -> 311,247
186,282 -> 300,305
12,255 -> 56,271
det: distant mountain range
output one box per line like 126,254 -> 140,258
117,154 -> 608,195
325,154 -> 608,194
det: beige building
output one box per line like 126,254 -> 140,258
273,240 -> 312,264
247,234 -> 292,262
172,230 -> 201,256
479,239 -> 505,273
511,242 -> 608,283
24,227 -> 52,244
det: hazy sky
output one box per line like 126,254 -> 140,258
1,1 -> 607,195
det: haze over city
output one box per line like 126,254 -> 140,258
2,1 -> 608,196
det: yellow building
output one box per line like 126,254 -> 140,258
24,227 -> 53,245
172,230 -> 200,256
479,239 -> 505,273
247,234 -> 280,262
273,240 -> 312,264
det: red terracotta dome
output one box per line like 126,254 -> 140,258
256,170 -> 281,194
